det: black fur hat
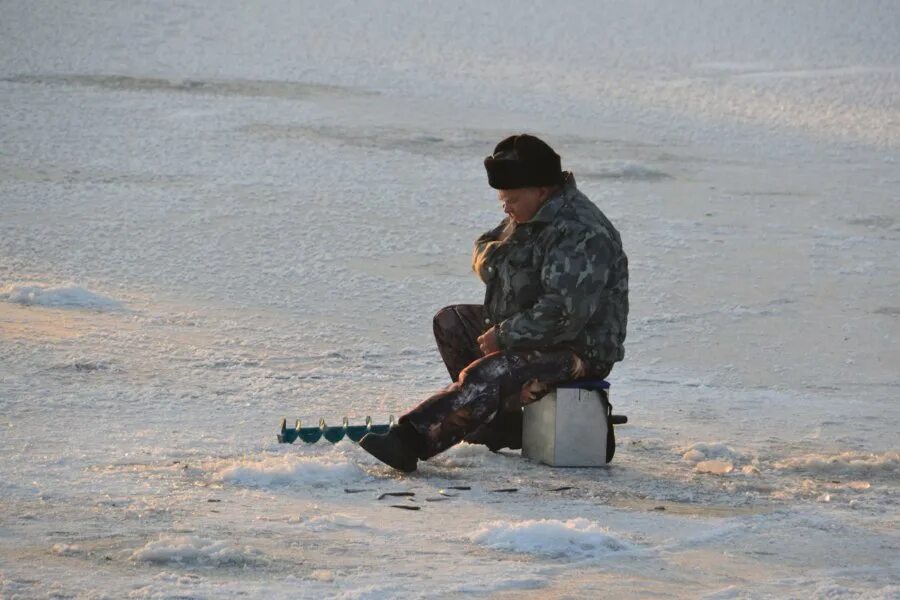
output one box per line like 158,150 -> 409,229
484,134 -> 563,189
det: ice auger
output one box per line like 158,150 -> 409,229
277,416 -> 396,444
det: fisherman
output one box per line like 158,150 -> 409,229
360,134 -> 628,472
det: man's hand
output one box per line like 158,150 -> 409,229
477,326 -> 501,355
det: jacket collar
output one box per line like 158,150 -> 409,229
527,174 -> 577,224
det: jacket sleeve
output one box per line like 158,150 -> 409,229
495,226 -> 612,349
472,218 -> 513,282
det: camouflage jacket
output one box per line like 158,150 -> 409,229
472,177 -> 628,369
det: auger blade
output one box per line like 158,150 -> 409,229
276,416 -> 396,444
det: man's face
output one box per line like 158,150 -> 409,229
498,187 -> 547,224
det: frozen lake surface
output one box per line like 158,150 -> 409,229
1,1 -> 898,598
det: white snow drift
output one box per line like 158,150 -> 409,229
0,284 -> 121,310
469,518 -> 631,560
214,453 -> 370,488
301,513 -> 371,532
130,535 -> 263,566
774,451 -> 899,476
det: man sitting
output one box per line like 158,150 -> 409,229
360,134 -> 629,472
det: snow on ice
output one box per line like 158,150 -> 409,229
681,442 -> 746,464
470,518 -> 632,560
130,535 -> 263,566
682,442 -> 747,474
214,452 -> 371,488
299,514 -> 371,533
773,450 -> 899,476
0,283 -> 122,310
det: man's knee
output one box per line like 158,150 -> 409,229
433,305 -> 456,325
433,305 -> 461,336
458,352 -> 511,387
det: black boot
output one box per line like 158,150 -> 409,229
464,410 -> 523,452
359,424 -> 421,473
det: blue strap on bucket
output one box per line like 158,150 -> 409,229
557,379 -> 611,392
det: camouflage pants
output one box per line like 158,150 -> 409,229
399,304 -> 611,460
